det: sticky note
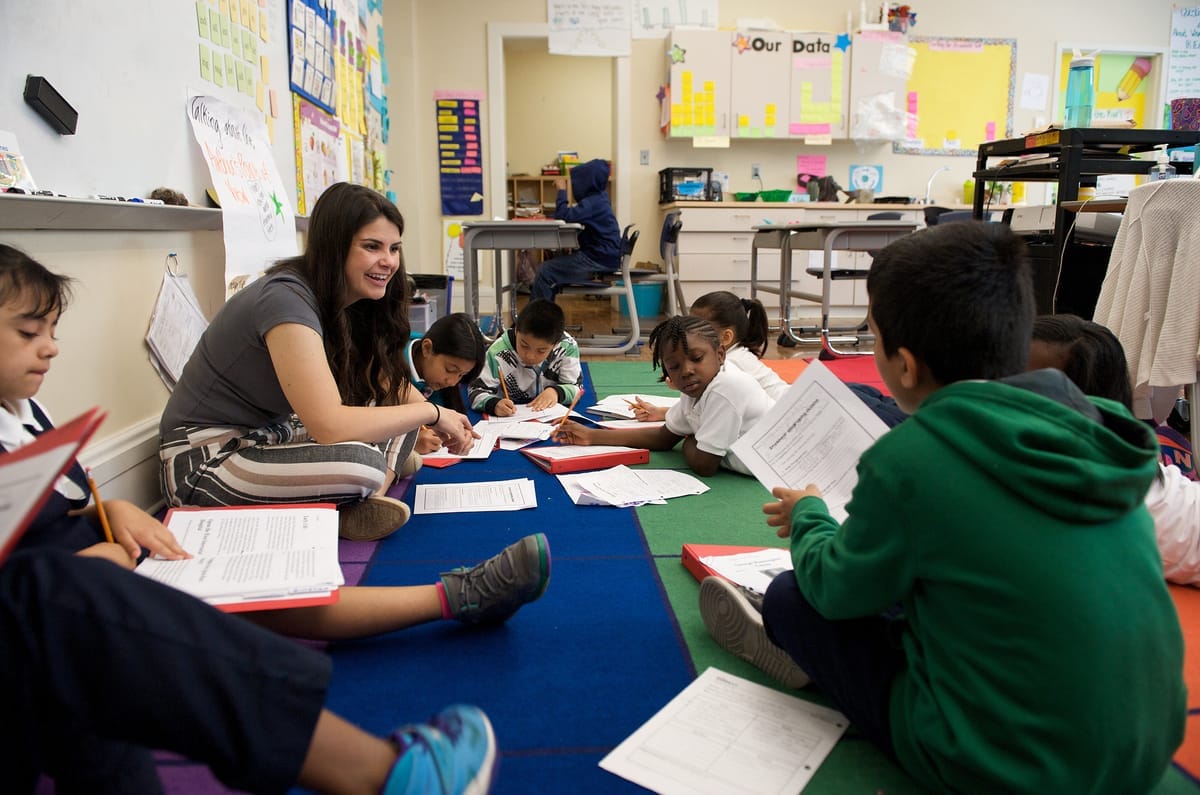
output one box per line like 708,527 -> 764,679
256,80 -> 265,111
249,5 -> 258,33
259,10 -> 268,41
220,14 -> 232,47
225,52 -> 236,83
196,1 -> 210,39
209,8 -> 221,39
260,55 -> 270,83
199,44 -> 213,81
231,27 -> 242,57
219,0 -> 229,15
269,87 -> 278,117
212,54 -> 225,87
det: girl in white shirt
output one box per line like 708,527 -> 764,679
630,291 -> 787,423
556,315 -> 771,476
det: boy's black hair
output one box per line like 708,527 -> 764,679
690,290 -> 769,358
867,222 -> 1034,385
648,315 -> 721,382
1031,314 -> 1133,409
421,312 -> 487,413
0,244 -> 73,318
513,299 -> 565,343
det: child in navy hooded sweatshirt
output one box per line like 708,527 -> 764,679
530,158 -> 621,302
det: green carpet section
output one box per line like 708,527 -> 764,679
590,360 -> 1199,794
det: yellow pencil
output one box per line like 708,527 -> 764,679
86,469 -> 115,544
500,374 -> 511,402
556,386 -> 585,432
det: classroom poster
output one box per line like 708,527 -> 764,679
1168,5 -> 1200,100
288,0 -> 336,112
631,0 -> 717,39
293,95 -> 344,215
434,91 -> 484,216
443,220 -> 465,282
1055,49 -> 1162,128
548,0 -> 631,56
187,93 -> 298,296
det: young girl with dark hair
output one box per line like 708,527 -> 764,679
406,312 -> 486,453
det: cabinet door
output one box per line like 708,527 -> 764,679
847,31 -> 909,140
788,31 -> 850,140
730,30 -> 791,139
668,30 -> 732,138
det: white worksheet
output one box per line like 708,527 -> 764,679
413,478 -> 537,514
600,667 -> 848,794
556,465 -> 708,507
730,361 -> 888,522
701,548 -> 794,596
421,429 -> 500,461
484,403 -> 568,423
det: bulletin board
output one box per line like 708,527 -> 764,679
1053,46 -> 1166,129
894,37 -> 1017,156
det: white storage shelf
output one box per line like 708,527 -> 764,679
663,202 -> 923,320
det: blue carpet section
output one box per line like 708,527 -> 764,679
321,366 -> 697,792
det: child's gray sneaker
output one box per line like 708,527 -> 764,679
699,576 -> 810,689
441,533 -> 550,625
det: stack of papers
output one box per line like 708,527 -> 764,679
485,403 -> 569,423
588,393 -> 679,420
422,428 -> 501,463
473,419 -> 556,451
556,465 -> 708,507
413,478 -> 537,514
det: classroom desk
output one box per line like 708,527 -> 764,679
750,220 -> 916,355
461,220 -> 582,333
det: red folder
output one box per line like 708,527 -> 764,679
0,406 -> 106,565
681,543 -> 772,585
521,445 -> 649,474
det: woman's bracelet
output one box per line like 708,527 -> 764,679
430,402 -> 441,426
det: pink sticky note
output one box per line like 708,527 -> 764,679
796,155 -> 827,177
985,121 -> 997,141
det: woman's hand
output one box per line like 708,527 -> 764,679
432,408 -> 478,455
763,485 -> 822,538
105,499 -> 191,561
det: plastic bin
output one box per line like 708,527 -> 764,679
616,282 -> 663,319
409,300 -> 437,334
410,274 -> 454,318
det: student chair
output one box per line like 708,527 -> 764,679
641,211 -> 686,317
558,225 -> 645,356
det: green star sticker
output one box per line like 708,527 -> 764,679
669,44 -> 686,64
271,191 -> 283,215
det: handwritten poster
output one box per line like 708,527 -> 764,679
631,0 -> 717,40
435,92 -> 484,216
1169,5 -> 1200,100
187,94 -> 298,295
293,96 -> 344,215
548,0 -> 631,56
443,220 -> 465,281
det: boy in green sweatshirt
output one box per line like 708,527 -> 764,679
704,221 -> 1185,793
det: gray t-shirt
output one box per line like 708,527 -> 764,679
160,272 -> 322,432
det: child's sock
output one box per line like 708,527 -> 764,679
435,581 -> 453,620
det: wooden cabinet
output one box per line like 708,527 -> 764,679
667,29 -> 733,138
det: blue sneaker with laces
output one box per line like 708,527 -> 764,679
383,705 -> 497,794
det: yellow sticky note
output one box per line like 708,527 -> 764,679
259,11 -> 268,42
218,0 -> 228,15
738,115 -> 749,127
196,1 -> 210,39
266,115 -> 274,144
256,80 -> 265,111
227,0 -> 237,19
248,5 -> 258,33
260,55 -> 270,84
199,44 -> 212,82
241,0 -> 250,27
269,88 -> 278,117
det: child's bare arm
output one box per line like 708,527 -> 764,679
553,420 -> 680,450
681,436 -> 723,477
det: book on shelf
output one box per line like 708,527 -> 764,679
0,406 -> 106,565
135,503 -> 344,612
521,444 -> 649,474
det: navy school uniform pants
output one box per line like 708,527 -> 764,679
0,549 -> 331,795
762,570 -> 907,757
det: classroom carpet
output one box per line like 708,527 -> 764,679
147,358 -> 1200,793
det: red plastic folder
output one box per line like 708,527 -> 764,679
681,543 -> 771,585
521,445 -> 649,474
0,406 -> 106,565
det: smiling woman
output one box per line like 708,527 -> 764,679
157,182 -> 477,542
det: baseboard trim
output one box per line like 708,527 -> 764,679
77,417 -> 164,512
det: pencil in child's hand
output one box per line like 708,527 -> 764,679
557,386 -> 585,431
86,469 -> 115,544
500,374 -> 511,402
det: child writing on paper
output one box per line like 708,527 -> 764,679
405,312 -> 487,454
701,222 -> 1184,793
530,158 -> 621,303
0,243 -> 549,644
0,244 -> 503,793
555,315 -> 772,477
468,299 -> 582,417
1029,313 -> 1200,586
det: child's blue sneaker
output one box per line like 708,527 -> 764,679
383,705 -> 497,794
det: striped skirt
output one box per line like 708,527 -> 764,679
159,417 -> 417,508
